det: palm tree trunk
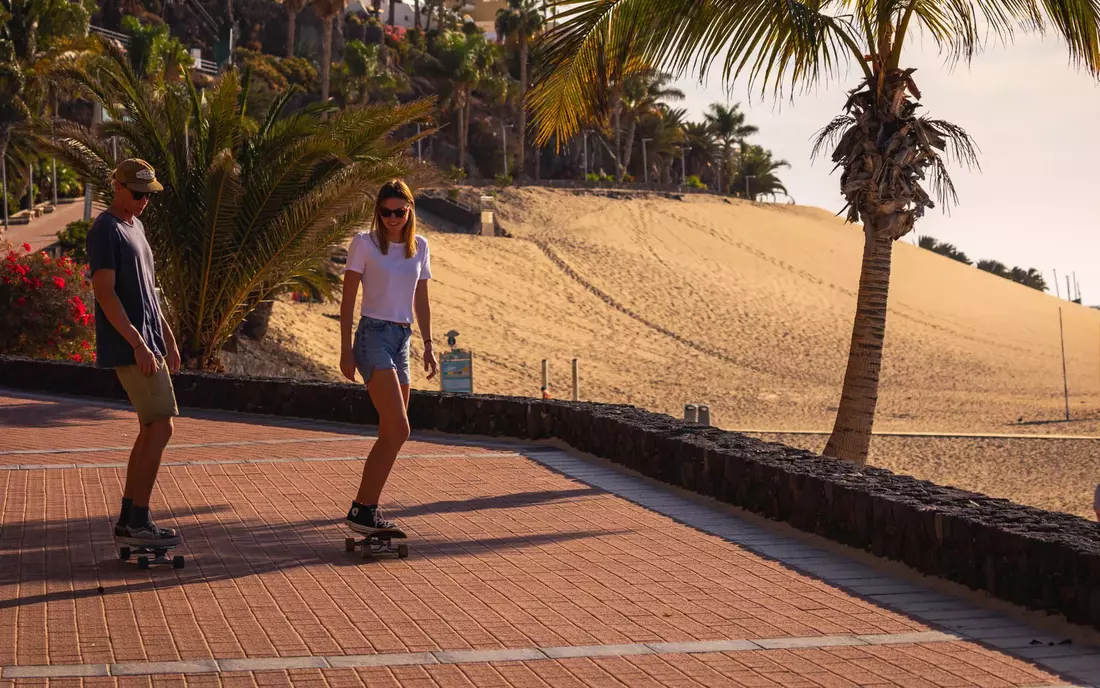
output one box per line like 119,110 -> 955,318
425,1 -> 434,30
321,15 -> 334,103
414,0 -> 421,28
516,34 -> 528,179
286,6 -> 297,57
613,102 -> 622,180
457,89 -> 469,172
621,116 -> 637,176
388,0 -> 395,25
823,226 -> 894,464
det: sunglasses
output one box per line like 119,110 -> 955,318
130,189 -> 152,201
379,207 -> 409,219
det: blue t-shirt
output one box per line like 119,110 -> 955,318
86,211 -> 166,368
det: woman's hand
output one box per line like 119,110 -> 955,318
423,343 -> 439,380
340,347 -> 357,382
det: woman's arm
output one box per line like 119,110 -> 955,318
339,270 -> 362,380
414,279 -> 438,379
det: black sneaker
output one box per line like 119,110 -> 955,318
346,502 -> 399,535
115,519 -> 183,547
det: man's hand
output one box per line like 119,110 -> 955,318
340,347 -> 357,382
134,341 -> 159,377
165,342 -> 181,374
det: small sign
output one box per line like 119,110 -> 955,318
440,349 -> 473,394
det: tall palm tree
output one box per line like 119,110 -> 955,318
495,0 -> 543,178
282,0 -> 311,57
731,144 -> 789,201
704,102 -> 756,193
434,29 -> 500,173
41,40 -> 433,370
530,0 -> 1100,464
618,69 -> 682,179
314,0 -> 347,104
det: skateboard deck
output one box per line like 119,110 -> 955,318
114,536 -> 185,569
345,527 -> 408,559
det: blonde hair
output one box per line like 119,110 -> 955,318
372,179 -> 418,259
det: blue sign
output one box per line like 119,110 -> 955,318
440,350 -> 473,394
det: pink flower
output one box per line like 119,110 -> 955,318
14,296 -> 26,306
21,243 -> 31,252
69,353 -> 83,363
81,340 -> 91,350
53,276 -> 65,289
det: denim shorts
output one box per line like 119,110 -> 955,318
353,316 -> 412,385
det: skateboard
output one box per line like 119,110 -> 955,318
344,528 -> 409,559
115,537 -> 185,569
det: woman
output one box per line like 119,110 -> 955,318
340,179 -> 439,535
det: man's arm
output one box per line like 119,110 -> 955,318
91,269 -> 159,375
160,311 -> 180,373
92,269 -> 143,348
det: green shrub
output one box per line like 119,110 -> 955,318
685,174 -> 706,189
56,219 -> 90,260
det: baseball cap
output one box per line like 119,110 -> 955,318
113,158 -> 164,193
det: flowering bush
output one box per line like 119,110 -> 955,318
0,242 -> 96,363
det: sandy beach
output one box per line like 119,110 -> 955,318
225,187 -> 1100,519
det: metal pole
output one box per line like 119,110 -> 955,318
28,162 -> 34,213
583,133 -> 587,176
1,156 -> 7,231
641,138 -> 651,184
681,147 -> 686,183
541,359 -> 548,392
683,404 -> 697,423
1066,275 -> 1072,303
1054,269 -> 1060,299
571,358 -> 579,401
1059,307 -> 1070,422
501,120 -> 507,176
416,123 -> 422,163
698,404 -> 710,426
51,158 -> 57,206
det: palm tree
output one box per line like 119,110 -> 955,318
314,0 -> 347,104
434,29 -> 500,173
282,0 -> 311,57
681,121 -> 717,182
730,144 -> 788,201
495,0 -> 543,179
704,102 -> 756,193
41,40 -> 433,370
0,0 -> 92,225
618,69 -> 683,179
530,0 -> 1100,464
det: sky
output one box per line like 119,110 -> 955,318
669,33 -> 1100,306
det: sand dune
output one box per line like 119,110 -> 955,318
226,187 -> 1100,518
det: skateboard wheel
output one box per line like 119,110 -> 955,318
345,537 -> 356,552
172,556 -> 184,570
361,545 -> 373,559
397,544 -> 409,559
137,556 -> 150,570
119,547 -> 131,561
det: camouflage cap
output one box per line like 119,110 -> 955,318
113,158 -> 164,193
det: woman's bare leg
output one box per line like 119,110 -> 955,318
355,369 -> 410,505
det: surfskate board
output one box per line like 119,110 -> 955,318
344,527 -> 408,559
115,536 -> 185,569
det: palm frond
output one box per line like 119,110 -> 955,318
530,0 -> 866,145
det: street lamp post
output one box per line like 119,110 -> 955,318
641,138 -> 652,184
745,174 -> 755,200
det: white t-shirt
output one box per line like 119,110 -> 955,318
345,231 -> 432,324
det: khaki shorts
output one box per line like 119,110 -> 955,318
115,358 -> 179,425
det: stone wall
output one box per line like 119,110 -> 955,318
2,355 -> 1098,629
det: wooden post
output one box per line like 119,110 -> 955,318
541,359 -> 548,392
1059,307 -> 1070,422
698,404 -> 710,426
571,358 -> 579,401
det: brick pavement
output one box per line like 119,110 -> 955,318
0,389 -> 1096,687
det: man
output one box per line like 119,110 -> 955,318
86,159 -> 182,547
